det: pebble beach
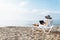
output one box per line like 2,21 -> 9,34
0,26 -> 60,40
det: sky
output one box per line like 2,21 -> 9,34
0,0 -> 60,26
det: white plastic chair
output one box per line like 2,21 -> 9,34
42,25 -> 54,33
32,23 -> 54,32
32,24 -> 54,40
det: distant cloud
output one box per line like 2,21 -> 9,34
50,11 -> 60,13
0,0 -> 59,21
18,1 -> 28,7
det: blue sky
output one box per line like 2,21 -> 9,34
0,0 -> 60,26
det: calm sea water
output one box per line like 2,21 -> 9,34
19,20 -> 60,26
0,20 -> 59,27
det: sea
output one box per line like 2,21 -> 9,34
0,20 -> 60,27
17,20 -> 60,27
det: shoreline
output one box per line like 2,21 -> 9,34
0,25 -> 59,27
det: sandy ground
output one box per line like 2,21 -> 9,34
0,26 -> 60,40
